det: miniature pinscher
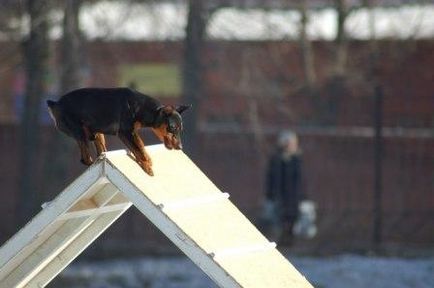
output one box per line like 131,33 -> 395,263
47,87 -> 190,176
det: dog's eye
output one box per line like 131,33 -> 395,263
167,123 -> 177,133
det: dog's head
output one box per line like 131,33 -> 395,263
152,104 -> 191,150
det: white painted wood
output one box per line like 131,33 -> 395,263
210,242 -> 277,260
91,183 -> 119,206
159,192 -> 230,211
106,192 -> 129,205
65,198 -> 97,213
0,221 -> 64,281
101,149 -> 128,156
0,164 -> 104,270
103,147 -> 313,288
0,145 -> 313,288
56,184 -> 130,220
57,202 -> 131,221
26,209 -> 129,288
105,165 -> 240,288
2,217 -> 97,288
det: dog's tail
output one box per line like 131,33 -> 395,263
47,100 -> 60,127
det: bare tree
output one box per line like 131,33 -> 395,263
333,0 -> 349,77
182,0 -> 208,158
43,0 -> 83,196
298,0 -> 317,91
362,0 -> 384,249
60,0 -> 82,93
18,0 -> 50,225
320,0 -> 351,124
0,2 -> 24,41
239,50 -> 269,163
296,0 -> 326,124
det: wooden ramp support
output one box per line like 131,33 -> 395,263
0,145 -> 313,288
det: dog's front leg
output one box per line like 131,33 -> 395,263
133,122 -> 152,166
119,130 -> 153,176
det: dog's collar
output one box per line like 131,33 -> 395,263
152,106 -> 165,128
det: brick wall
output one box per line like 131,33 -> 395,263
0,39 -> 432,254
1,126 -> 432,255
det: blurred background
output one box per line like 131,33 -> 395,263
0,0 -> 433,287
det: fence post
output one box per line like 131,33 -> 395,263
373,84 -> 384,247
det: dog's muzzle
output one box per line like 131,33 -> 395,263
164,133 -> 182,150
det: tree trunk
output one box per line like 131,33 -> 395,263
321,0 -> 349,125
44,0 -> 83,197
334,0 -> 348,76
60,0 -> 82,93
298,0 -> 316,91
364,0 -> 384,250
297,0 -> 322,123
18,0 -> 50,225
240,51 -> 267,163
181,0 -> 207,158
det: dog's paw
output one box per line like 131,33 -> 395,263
80,157 -> 94,166
144,166 -> 154,176
139,161 -> 154,176
145,155 -> 153,166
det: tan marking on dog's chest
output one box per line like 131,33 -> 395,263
151,123 -> 168,142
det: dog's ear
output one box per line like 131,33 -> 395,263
176,104 -> 191,114
154,105 -> 170,126
157,105 -> 175,115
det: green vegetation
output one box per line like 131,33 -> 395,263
119,63 -> 181,98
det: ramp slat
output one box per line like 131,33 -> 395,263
0,164 -> 104,273
2,217 -> 97,288
165,200 -> 270,254
216,249 -> 311,287
25,210 -> 129,287
105,147 -> 222,205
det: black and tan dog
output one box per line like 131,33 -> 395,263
47,87 -> 190,176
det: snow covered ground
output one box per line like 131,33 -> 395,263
52,254 -> 434,288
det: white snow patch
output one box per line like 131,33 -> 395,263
56,254 -> 434,288
78,3 -> 434,40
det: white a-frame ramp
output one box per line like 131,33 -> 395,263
0,145 -> 313,288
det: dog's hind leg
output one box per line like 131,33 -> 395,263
77,140 -> 93,166
94,133 -> 107,156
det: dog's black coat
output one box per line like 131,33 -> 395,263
47,87 -> 190,176
47,87 -> 162,139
